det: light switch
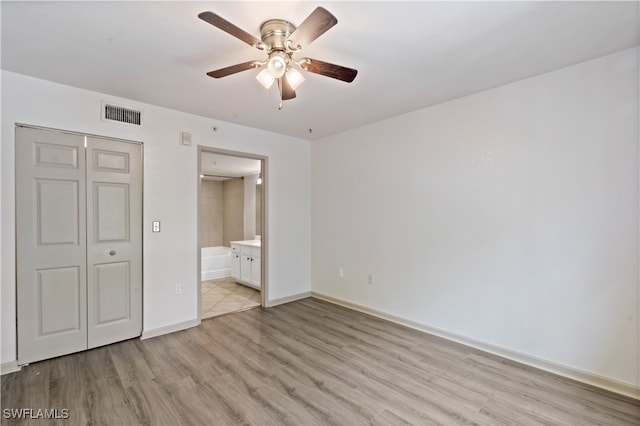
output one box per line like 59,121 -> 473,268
152,221 -> 160,232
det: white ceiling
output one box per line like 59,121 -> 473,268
2,1 -> 638,140
201,152 -> 260,177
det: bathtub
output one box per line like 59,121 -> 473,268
201,246 -> 232,280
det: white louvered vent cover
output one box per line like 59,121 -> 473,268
101,101 -> 143,126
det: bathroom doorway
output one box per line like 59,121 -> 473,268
197,147 -> 267,320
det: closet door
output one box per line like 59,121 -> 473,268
86,137 -> 142,348
16,127 -> 88,364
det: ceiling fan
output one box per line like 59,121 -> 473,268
198,7 -> 358,108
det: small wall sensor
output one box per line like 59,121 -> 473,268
180,131 -> 192,146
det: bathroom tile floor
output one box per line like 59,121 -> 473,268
201,277 -> 261,319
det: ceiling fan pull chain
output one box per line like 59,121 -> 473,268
278,100 -> 283,110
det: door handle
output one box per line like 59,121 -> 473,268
109,250 -> 117,256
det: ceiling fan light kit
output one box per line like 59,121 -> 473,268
266,51 -> 287,78
285,68 -> 305,90
256,68 -> 276,89
198,7 -> 358,109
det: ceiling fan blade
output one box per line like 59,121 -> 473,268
198,11 -> 264,49
300,58 -> 358,83
287,7 -> 337,49
278,77 -> 296,100
207,61 -> 261,78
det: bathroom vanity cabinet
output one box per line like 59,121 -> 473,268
230,241 -> 261,290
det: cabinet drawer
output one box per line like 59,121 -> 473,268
250,246 -> 261,259
231,244 -> 240,253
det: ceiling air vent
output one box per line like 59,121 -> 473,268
101,101 -> 143,126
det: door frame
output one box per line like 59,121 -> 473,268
196,146 -> 268,319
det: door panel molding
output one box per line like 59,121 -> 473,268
93,182 -> 130,243
37,266 -> 81,336
36,178 -> 80,246
95,261 -> 131,325
93,149 -> 130,173
34,142 -> 79,169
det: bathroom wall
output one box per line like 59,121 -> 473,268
201,175 -> 257,248
199,179 -> 223,248
222,179 -> 244,246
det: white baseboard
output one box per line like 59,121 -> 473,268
202,269 -> 231,281
311,292 -> 640,400
141,318 -> 201,340
266,291 -> 311,307
1,360 -> 21,375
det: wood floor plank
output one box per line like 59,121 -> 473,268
2,297 -> 638,425
279,302 -> 424,365
159,327 -> 230,383
88,376 -> 141,425
125,378 -> 187,425
464,351 -> 640,423
264,370 -> 369,425
168,379 -> 235,425
107,339 -> 156,388
133,334 -> 184,371
479,396 -> 564,426
225,311 -> 365,390
346,352 -> 496,425
369,408 -> 415,426
264,347 -> 384,422
236,307 -> 354,365
283,300 -> 418,353
245,384 -> 326,426
418,348 -> 622,425
423,347 -> 640,425
47,355 -> 93,425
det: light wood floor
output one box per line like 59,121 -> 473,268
2,298 -> 639,425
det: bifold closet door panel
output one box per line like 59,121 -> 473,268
16,127 -> 88,364
86,136 -> 142,348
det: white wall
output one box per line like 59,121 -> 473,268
312,48 -> 639,387
1,71 -> 312,364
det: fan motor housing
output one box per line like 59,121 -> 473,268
260,19 -> 296,52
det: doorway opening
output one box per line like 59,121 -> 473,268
197,147 -> 267,320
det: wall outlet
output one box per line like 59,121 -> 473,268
338,267 -> 344,278
175,283 -> 183,294
152,221 -> 160,232
367,274 -> 374,285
